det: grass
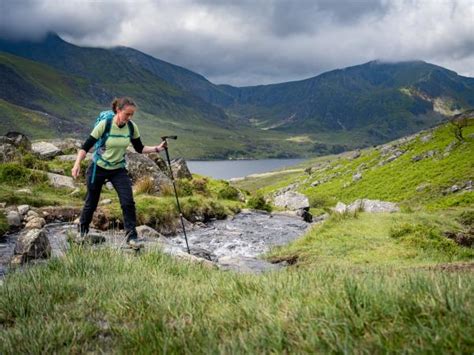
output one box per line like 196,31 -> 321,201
267,211 -> 474,267
1,246 -> 473,353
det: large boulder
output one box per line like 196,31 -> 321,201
13,228 -> 51,264
170,158 -> 192,179
46,172 -> 76,189
32,141 -> 61,159
48,138 -> 82,153
274,191 -> 309,211
125,152 -> 171,193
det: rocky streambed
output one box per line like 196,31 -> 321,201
0,210 -> 312,277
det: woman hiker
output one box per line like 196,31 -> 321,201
71,97 -> 167,247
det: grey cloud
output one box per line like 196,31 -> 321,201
1,0 -> 473,85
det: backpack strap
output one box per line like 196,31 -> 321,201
90,116 -> 113,184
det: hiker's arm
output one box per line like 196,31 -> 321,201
131,137 -> 166,154
71,136 -> 97,179
71,149 -> 87,179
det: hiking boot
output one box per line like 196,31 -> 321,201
127,237 -> 144,249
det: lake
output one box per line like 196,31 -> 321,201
187,159 -> 306,180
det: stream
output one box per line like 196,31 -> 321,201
0,210 -> 311,277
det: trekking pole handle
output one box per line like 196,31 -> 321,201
161,135 -> 177,141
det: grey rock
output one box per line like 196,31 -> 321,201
0,202 -> 6,208
311,180 -> 321,187
352,172 -> 362,182
27,210 -> 40,218
333,202 -> 347,214
16,188 -> 32,194
17,204 -> 30,216
5,132 -> 32,150
352,199 -> 400,213
420,133 -> 433,142
416,183 -> 430,192
99,199 -> 112,206
105,182 -> 114,190
296,208 -> 313,223
450,185 -> 461,193
217,255 -> 281,273
32,142 -> 61,159
125,152 -> 171,193
7,210 -> 22,228
14,228 -> 51,263
25,217 -> 46,230
46,172 -> 76,189
136,225 -> 163,239
57,153 -> 92,162
274,191 -> 309,211
0,139 -> 20,163
464,180 -> 473,191
349,150 -> 361,160
170,157 -> 192,179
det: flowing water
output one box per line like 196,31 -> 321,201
0,211 -> 311,276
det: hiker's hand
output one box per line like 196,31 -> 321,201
71,164 -> 81,179
156,141 -> 167,152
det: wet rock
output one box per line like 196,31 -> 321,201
125,152 -> 171,193
296,208 -> 313,223
25,217 -> 46,230
14,228 -> 51,264
32,142 -> 61,159
167,249 -> 216,269
7,210 -> 22,228
136,225 -> 163,239
17,204 -> 30,216
217,256 -> 281,273
46,172 -> 76,189
274,191 -> 309,210
40,206 -> 81,223
190,247 -> 217,261
170,157 -> 192,179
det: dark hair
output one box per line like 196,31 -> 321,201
111,97 -> 136,113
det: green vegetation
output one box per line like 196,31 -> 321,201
246,194 -> 272,212
1,247 -> 473,353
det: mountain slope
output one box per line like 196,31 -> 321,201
218,61 -> 474,144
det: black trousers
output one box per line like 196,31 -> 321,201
79,164 -> 137,238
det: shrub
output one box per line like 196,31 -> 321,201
458,210 -> 474,227
247,195 -> 272,212
218,184 -> 240,200
0,211 -> 8,237
191,177 -> 210,196
0,163 -> 47,185
134,176 -> 156,195
21,153 -> 48,171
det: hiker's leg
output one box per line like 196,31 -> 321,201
109,168 -> 137,238
79,165 -> 107,233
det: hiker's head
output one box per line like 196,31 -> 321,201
112,97 -> 136,123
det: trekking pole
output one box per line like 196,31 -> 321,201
161,136 -> 191,254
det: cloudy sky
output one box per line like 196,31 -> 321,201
1,0 -> 473,86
